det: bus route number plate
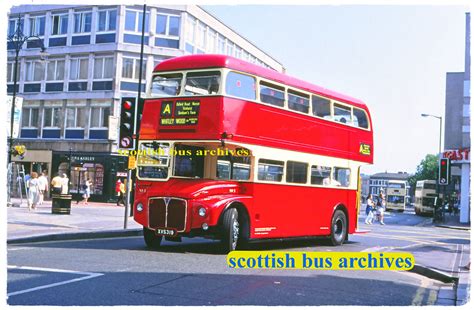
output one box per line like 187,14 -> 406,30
155,228 -> 178,237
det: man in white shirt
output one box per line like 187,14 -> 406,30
37,171 -> 49,205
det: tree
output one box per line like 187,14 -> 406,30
408,154 -> 438,189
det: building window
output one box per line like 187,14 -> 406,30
186,15 -> 196,43
46,59 -> 65,81
43,107 -> 62,128
90,106 -> 110,128
197,22 -> 206,51
25,60 -> 45,82
74,11 -> 92,33
29,15 -> 45,36
93,56 -> 114,79
8,18 -> 23,36
218,35 -> 225,54
66,106 -> 86,128
97,9 -> 117,32
122,57 -> 145,80
156,13 -> 180,36
69,57 -> 89,80
124,10 -> 149,32
21,107 -> 39,128
226,41 -> 234,56
207,28 -> 216,52
51,14 -> 68,35
7,62 -> 20,83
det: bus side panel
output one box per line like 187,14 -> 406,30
222,97 -> 373,164
249,183 -> 358,239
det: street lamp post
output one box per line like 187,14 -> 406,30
421,113 -> 443,216
7,15 -> 47,165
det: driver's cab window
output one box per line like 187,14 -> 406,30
173,144 -> 204,178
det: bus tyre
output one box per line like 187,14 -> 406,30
221,208 -> 239,253
330,210 -> 347,246
143,227 -> 162,249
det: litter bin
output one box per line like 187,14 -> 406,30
52,194 -> 72,214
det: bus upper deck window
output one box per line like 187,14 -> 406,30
225,71 -> 256,100
288,90 -> 309,114
151,73 -> 182,97
334,103 -> 352,125
312,96 -> 331,119
184,71 -> 221,96
353,108 -> 369,129
260,82 -> 285,107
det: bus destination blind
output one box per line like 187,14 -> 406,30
160,100 -> 200,126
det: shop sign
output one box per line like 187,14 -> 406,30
442,149 -> 470,164
72,156 -> 96,162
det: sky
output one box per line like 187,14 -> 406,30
204,5 -> 468,175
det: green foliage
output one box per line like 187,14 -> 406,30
408,154 -> 438,188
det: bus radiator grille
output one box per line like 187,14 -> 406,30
148,198 -> 187,232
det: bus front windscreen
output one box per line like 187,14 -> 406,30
137,142 -> 170,179
151,73 -> 182,97
387,195 -> 404,204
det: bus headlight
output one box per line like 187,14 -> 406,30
137,203 -> 144,212
198,207 -> 206,217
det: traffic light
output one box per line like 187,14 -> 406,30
119,97 -> 136,149
439,158 -> 451,185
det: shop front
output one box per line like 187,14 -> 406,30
52,152 -> 128,203
442,148 -> 470,223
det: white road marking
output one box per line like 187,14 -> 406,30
7,265 -> 104,297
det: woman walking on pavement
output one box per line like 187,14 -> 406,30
377,190 -> 386,225
365,194 -> 375,224
27,172 -> 41,211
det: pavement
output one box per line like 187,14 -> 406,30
7,197 -> 141,243
6,198 -> 471,306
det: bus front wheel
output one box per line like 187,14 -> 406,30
221,208 -> 239,253
143,227 -> 162,249
330,210 -> 347,246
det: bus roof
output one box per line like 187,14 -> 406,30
154,54 -> 368,110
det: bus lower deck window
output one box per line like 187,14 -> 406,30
258,159 -> 284,182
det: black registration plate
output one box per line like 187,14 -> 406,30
155,228 -> 178,237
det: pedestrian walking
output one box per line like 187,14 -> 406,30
116,179 -> 125,206
37,171 -> 49,205
51,173 -> 62,194
61,173 -> 69,194
27,172 -> 41,211
377,190 -> 386,225
81,178 -> 92,205
365,194 -> 375,224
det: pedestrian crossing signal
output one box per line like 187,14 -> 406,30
120,97 -> 136,150
438,158 -> 450,185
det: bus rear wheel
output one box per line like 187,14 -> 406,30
221,208 -> 240,253
330,210 -> 347,246
143,227 -> 162,249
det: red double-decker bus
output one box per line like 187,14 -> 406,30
133,54 -> 373,252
